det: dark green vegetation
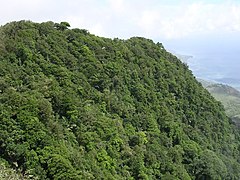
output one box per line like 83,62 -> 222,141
1,21 -> 240,179
199,79 -> 240,127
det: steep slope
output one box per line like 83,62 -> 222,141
207,83 -> 240,98
1,21 -> 240,179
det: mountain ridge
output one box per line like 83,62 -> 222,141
0,20 -> 240,179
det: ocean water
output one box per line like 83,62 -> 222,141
164,32 -> 240,89
187,50 -> 240,89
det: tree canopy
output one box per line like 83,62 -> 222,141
0,20 -> 240,179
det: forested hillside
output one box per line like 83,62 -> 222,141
1,21 -> 240,179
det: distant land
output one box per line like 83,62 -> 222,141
198,78 -> 240,127
214,78 -> 240,90
171,52 -> 193,64
176,53 -> 240,124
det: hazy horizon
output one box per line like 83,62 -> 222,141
163,31 -> 240,88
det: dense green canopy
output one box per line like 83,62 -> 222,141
0,20 -> 240,179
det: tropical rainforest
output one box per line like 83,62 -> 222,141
1,21 -> 240,180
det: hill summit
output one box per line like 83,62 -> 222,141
1,21 -> 240,179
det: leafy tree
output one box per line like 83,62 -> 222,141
54,22 -> 70,31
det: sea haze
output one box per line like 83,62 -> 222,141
164,32 -> 240,89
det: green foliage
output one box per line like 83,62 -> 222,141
0,20 -> 240,179
54,22 -> 70,31
194,150 -> 228,179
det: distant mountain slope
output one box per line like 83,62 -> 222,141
215,78 -> 240,89
173,53 -> 193,63
207,83 -> 240,98
1,21 -> 240,179
197,78 -> 215,88
199,79 -> 240,124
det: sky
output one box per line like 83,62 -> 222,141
1,0 -> 240,84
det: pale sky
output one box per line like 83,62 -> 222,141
1,0 -> 240,82
1,0 -> 240,40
